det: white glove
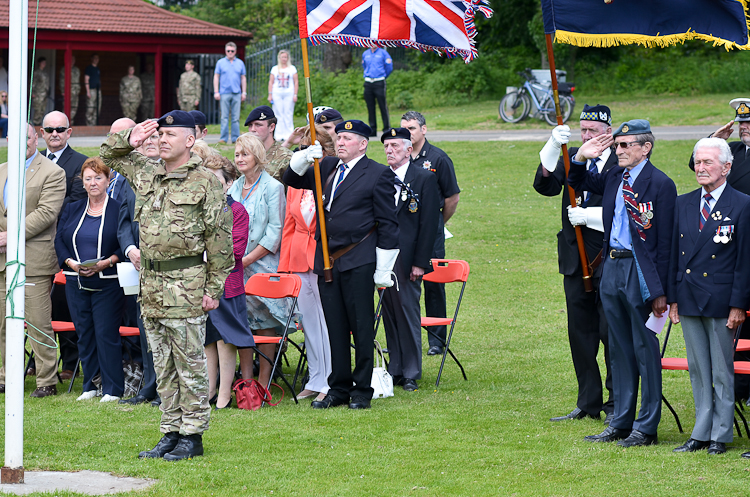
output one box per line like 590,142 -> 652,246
567,205 -> 604,232
289,141 -> 323,175
539,126 -> 570,173
373,247 -> 400,288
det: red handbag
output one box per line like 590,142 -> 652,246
232,379 -> 283,410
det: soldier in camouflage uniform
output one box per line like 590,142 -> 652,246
244,105 -> 292,184
177,60 -> 201,112
59,56 -> 81,122
139,64 -> 155,120
31,57 -> 49,126
101,110 -> 233,461
119,66 -> 142,121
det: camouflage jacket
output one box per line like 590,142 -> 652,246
178,71 -> 202,102
141,73 -> 155,102
101,130 -> 234,318
59,66 -> 81,92
119,76 -> 142,103
32,69 -> 49,96
266,141 -> 293,184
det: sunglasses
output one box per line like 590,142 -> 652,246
613,141 -> 643,149
43,126 -> 69,134
226,49 -> 236,53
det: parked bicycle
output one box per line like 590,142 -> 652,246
499,68 -> 575,125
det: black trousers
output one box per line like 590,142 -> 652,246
318,262 -> 376,400
563,274 -> 614,415
363,80 -> 389,133
424,215 -> 446,347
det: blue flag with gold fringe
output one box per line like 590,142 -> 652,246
541,0 -> 750,50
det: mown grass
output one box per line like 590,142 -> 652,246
2,138 -> 750,496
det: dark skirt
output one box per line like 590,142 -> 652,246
205,293 -> 255,348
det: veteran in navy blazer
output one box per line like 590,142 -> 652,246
284,119 -> 399,410
568,119 -> 677,448
668,138 -> 750,456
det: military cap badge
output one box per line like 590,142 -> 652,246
166,115 -> 174,125
345,122 -> 353,130
622,125 -> 629,133
260,112 -> 266,119
391,129 -> 396,136
320,115 -> 327,122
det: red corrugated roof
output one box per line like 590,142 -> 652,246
0,0 -> 251,38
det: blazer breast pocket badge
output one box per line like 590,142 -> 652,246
713,224 -> 734,244
638,202 -> 654,229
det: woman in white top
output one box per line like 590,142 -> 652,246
268,49 -> 298,142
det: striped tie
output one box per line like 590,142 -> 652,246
699,192 -> 712,231
329,163 -> 348,204
622,171 -> 646,241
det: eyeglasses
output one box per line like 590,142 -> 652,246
226,49 -> 236,53
614,141 -> 643,149
43,126 -> 68,134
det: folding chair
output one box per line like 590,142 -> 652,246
421,259 -> 470,388
245,273 -> 303,405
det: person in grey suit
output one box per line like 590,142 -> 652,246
668,137 -> 750,456
380,128 -> 439,391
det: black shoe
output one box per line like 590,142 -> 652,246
392,375 -> 405,386
402,378 -> 418,392
550,407 -> 599,422
138,432 -> 180,459
427,346 -> 444,356
349,396 -> 371,409
584,425 -> 630,443
0,384 -> 4,394
208,394 -> 218,406
604,412 -> 614,425
119,394 -> 153,405
214,396 -> 233,410
163,434 -> 204,461
617,429 -> 657,448
151,396 -> 162,407
311,394 -> 348,409
673,438 -> 710,453
741,451 -> 750,459
369,131 -> 377,137
707,441 -> 727,455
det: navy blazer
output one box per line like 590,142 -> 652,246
283,154 -> 400,274
42,146 -> 87,212
667,184 -> 750,317
568,158 -> 677,302
55,196 -> 124,283
690,140 -> 750,196
394,164 -> 440,272
117,180 -> 138,254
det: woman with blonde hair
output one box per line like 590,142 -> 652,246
227,133 -> 291,389
191,140 -> 217,161
268,49 -> 298,142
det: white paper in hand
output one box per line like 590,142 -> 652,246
117,262 -> 140,295
646,304 -> 670,334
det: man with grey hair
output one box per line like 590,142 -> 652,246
380,127 -> 439,392
668,137 -> 750,456
400,110 -> 460,357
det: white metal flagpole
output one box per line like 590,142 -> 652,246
1,0 -> 29,484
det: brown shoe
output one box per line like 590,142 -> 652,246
30,385 -> 57,398
26,367 -> 36,376
59,370 -> 74,380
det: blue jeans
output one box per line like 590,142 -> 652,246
0,118 -> 7,138
220,93 -> 241,143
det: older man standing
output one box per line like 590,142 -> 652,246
245,105 -> 292,183
213,42 -> 246,144
534,105 -> 616,423
0,124 -> 66,397
669,138 -> 750,455
569,120 -> 677,447
101,111 -> 233,461
380,128 -> 439,391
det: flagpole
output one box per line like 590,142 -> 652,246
545,33 -> 593,292
299,39 -> 333,283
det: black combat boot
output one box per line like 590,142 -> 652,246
163,434 -> 204,461
138,432 -> 180,459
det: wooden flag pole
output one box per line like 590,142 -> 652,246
300,39 -> 333,282
545,33 -> 593,292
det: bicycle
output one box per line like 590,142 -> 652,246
499,68 -> 575,126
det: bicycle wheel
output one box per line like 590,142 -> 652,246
499,91 -> 530,123
543,95 -> 572,126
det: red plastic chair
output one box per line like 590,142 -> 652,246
420,259 -> 470,388
245,273 -> 302,404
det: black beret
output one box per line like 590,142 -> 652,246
381,127 -> 411,143
157,110 -> 195,129
315,108 -> 343,124
579,104 -> 612,125
189,110 -> 206,127
334,120 -> 372,138
244,105 -> 275,126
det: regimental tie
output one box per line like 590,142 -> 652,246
582,158 -> 598,207
699,192 -> 712,231
622,171 -> 646,241
329,163 -> 348,204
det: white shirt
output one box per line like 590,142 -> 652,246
46,143 -> 68,163
700,181 -> 727,219
326,154 -> 365,211
391,161 -> 409,206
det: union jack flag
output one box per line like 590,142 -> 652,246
297,0 -> 493,62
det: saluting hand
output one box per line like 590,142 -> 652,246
712,120 -> 735,140
129,120 -> 159,149
575,133 -> 613,162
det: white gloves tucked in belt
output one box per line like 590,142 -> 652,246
567,206 -> 604,232
374,247 -> 400,288
539,125 -> 571,172
289,141 -> 323,175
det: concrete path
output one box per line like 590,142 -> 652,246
0,470 -> 155,495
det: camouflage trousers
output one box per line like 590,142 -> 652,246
178,97 -> 198,112
31,95 -> 47,126
143,314 -> 211,436
70,88 -> 80,122
139,100 -> 154,120
86,89 -> 102,126
120,99 -> 140,121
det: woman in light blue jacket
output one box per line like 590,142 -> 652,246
227,133 -> 290,389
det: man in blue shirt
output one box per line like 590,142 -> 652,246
362,47 -> 393,136
213,42 -> 247,144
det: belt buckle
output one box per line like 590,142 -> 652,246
609,249 -> 616,259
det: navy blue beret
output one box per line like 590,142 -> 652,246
381,127 -> 411,143
189,110 -> 207,127
244,105 -> 275,126
334,120 -> 371,138
157,110 -> 195,128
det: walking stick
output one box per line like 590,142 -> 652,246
545,33 -> 593,292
